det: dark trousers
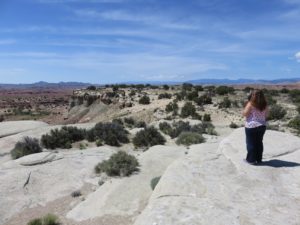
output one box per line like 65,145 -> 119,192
245,125 -> 266,163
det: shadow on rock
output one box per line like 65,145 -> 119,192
258,159 -> 300,168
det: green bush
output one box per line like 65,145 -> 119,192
158,93 -> 172,99
135,120 -> 147,128
41,126 -> 86,149
165,101 -> 179,115
229,122 -> 238,128
288,116 -> 300,131
182,83 -> 193,91
163,84 -> 169,90
203,114 -> 211,122
91,122 -> 129,146
186,91 -> 198,101
218,97 -> 232,108
133,126 -> 166,148
216,86 -> 235,95
28,218 -> 43,225
181,102 -> 196,118
159,122 -> 173,135
194,94 -> 212,105
139,95 -> 150,105
268,104 -> 287,120
169,120 -> 191,138
176,132 -> 205,146
42,214 -> 60,225
95,151 -> 139,176
87,85 -> 96,90
27,214 -> 60,225
150,176 -> 161,190
11,137 -> 42,159
124,117 -> 135,126
129,90 -> 136,97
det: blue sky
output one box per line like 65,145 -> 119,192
0,0 -> 299,84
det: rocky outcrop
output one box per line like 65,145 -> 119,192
133,128 -> 300,225
0,121 -> 48,138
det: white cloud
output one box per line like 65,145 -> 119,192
296,52 -> 300,62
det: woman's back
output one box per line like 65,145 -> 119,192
245,106 -> 267,128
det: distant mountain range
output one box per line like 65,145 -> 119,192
0,81 -> 92,89
0,78 -> 299,89
186,78 -> 300,85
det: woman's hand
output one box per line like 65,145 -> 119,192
243,102 -> 252,117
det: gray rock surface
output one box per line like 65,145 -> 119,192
133,128 -> 300,225
15,152 -> 64,166
0,121 -> 48,138
66,145 -> 187,221
0,147 -> 115,225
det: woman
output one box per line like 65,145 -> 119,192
243,90 -> 268,165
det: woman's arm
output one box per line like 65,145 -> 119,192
242,102 -> 252,117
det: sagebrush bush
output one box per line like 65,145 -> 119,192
133,126 -> 166,148
194,94 -> 212,105
186,91 -> 198,101
11,137 -> 42,159
181,102 -> 196,118
169,120 -> 191,138
41,126 -> 86,149
165,101 -> 179,115
42,214 -> 60,225
28,218 -> 42,225
158,93 -> 172,99
95,151 -> 139,176
176,132 -> 205,146
150,176 -> 161,190
215,86 -> 235,95
229,122 -> 238,128
91,122 -> 129,146
124,117 -> 135,126
288,116 -> 300,131
27,214 -> 60,225
218,97 -> 232,108
203,114 -> 211,122
139,95 -> 150,104
159,122 -> 173,135
268,104 -> 287,120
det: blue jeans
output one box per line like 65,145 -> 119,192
245,125 -> 266,163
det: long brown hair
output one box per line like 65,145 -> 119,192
250,90 -> 267,111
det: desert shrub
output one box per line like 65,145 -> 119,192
182,83 -> 193,91
268,104 -> 287,120
112,118 -> 124,126
192,112 -> 202,120
174,91 -> 186,101
169,121 -> 191,138
176,132 -> 205,146
203,113 -> 211,122
158,93 -> 172,99
41,126 -> 86,149
150,176 -> 161,190
265,94 -> 277,105
288,116 -> 300,131
129,90 -> 136,97
133,126 -> 166,148
91,122 -> 129,146
139,95 -> 150,105
296,105 -> 300,115
71,190 -> 82,198
124,117 -> 135,126
194,94 -> 212,105
95,151 -> 139,176
201,122 -> 217,135
87,85 -> 96,90
42,214 -> 60,225
28,214 -> 60,225
11,137 -> 42,159
0,114 -> 4,122
165,101 -> 179,115
181,102 -> 196,118
243,86 -> 254,93
229,122 -> 238,128
218,97 -> 232,108
96,139 -> 103,146
135,120 -> 147,128
194,85 -> 204,92
186,91 -> 198,101
163,84 -> 169,90
159,122 -> 173,135
280,88 -> 289,94
28,218 -> 42,225
289,90 -> 300,104
267,124 -> 280,131
216,86 -> 235,95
